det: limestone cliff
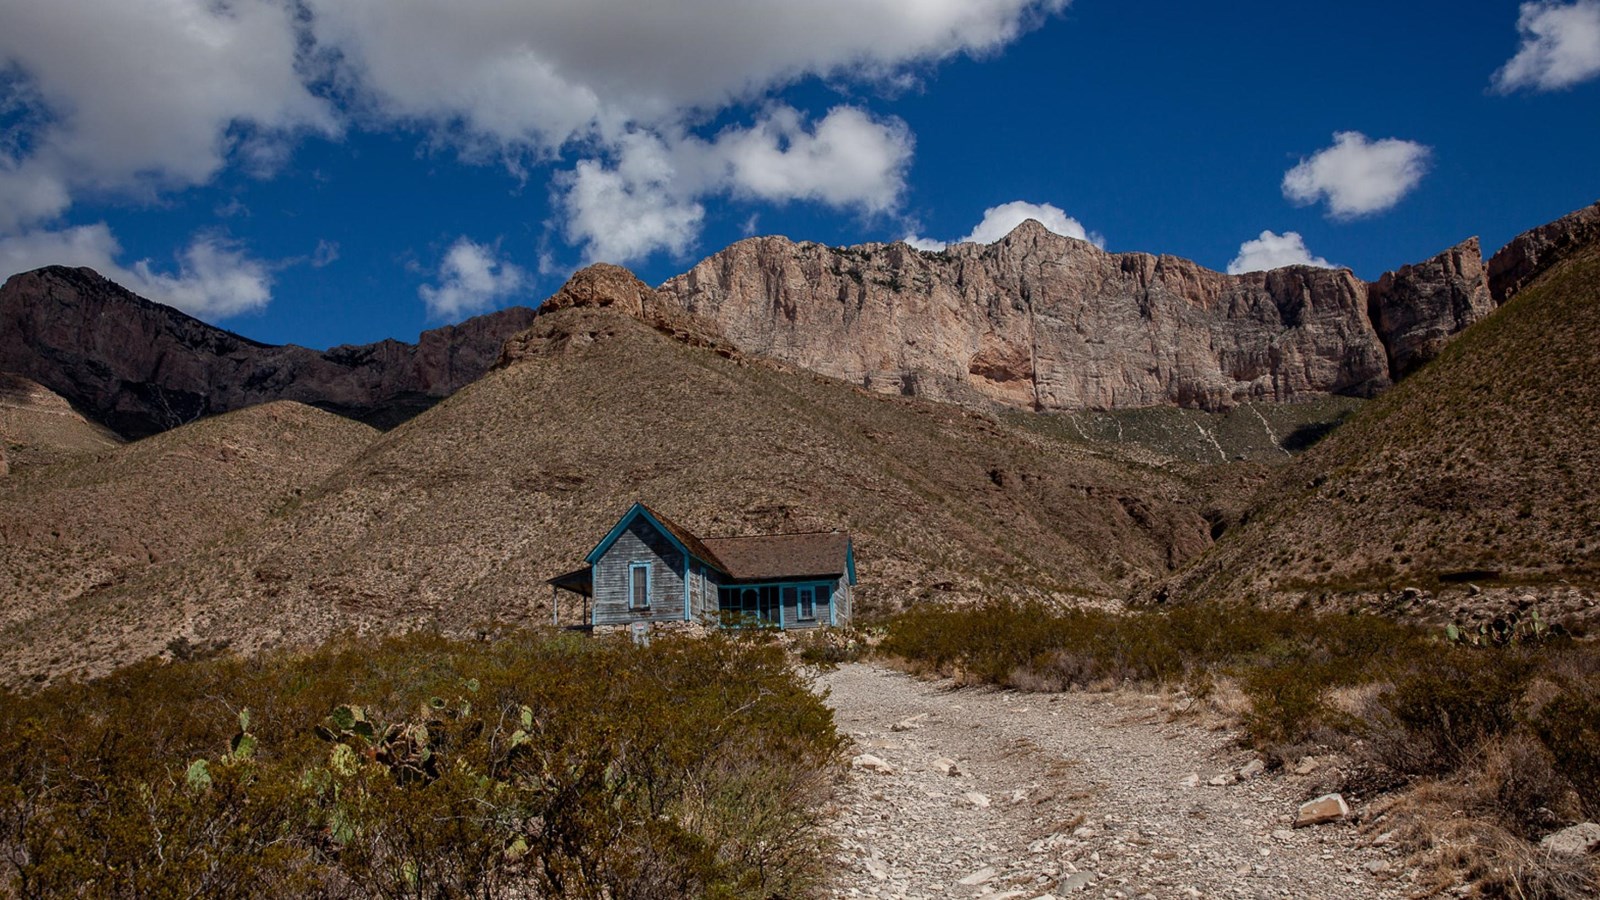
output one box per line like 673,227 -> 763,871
658,220 -> 1488,413
1367,238 -> 1495,380
1488,199 -> 1600,304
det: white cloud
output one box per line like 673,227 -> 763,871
1493,1 -> 1600,92
902,200 -> 1102,251
1226,230 -> 1338,275
0,0 -> 336,234
418,237 -> 528,318
303,0 -> 1060,260
0,1 -> 1067,266
0,224 -> 272,317
718,106 -> 912,211
559,106 -> 913,263
1282,131 -> 1432,220
305,0 -> 1067,150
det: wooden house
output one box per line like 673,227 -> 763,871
549,502 -> 856,629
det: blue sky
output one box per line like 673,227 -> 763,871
1,0 -> 1597,349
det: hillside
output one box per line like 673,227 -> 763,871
0,372 -> 121,473
1165,231 -> 1600,625
0,267 -> 1224,685
0,402 -> 377,640
0,266 -> 537,438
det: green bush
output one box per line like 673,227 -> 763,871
0,630 -> 842,898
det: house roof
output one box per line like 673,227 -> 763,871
583,501 -> 856,584
637,503 -> 726,570
702,531 -> 852,582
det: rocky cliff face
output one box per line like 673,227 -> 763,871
658,220 -> 1489,413
1488,199 -> 1600,304
0,266 -> 537,437
1367,238 -> 1495,380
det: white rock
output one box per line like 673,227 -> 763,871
890,713 -> 929,732
1294,793 -> 1350,828
957,865 -> 997,886
1178,772 -> 1200,788
1208,773 -> 1235,787
1294,756 -> 1319,775
852,753 -> 897,775
1540,822 -> 1600,856
1238,759 -> 1265,780
963,791 -> 992,808
932,756 -> 963,777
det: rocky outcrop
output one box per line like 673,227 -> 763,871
0,266 -> 537,437
499,264 -> 737,364
1488,199 -> 1600,303
659,221 -> 1411,413
1367,238 -> 1494,380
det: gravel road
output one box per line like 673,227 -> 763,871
817,663 -> 1415,899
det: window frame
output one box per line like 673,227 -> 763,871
629,561 -> 652,610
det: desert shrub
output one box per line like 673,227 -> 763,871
1531,675 -> 1600,818
0,630 -> 841,899
792,626 -> 868,668
1367,649 -> 1534,777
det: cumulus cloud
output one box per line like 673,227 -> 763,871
902,200 -> 1102,251
559,106 -> 913,263
418,237 -> 528,318
0,1 -> 1068,275
1280,131 -> 1433,219
1493,1 -> 1600,92
305,0 -> 1066,149
1282,132 -> 1432,220
0,224 -> 273,317
305,0 -> 1057,260
1226,230 -> 1338,275
0,0 -> 335,233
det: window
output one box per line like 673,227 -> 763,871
798,586 -> 815,620
629,562 -> 651,609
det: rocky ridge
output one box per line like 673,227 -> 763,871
0,266 -> 537,438
658,221 -> 1496,414
1487,198 -> 1600,303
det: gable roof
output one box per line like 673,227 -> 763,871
583,501 -> 855,583
702,531 -> 853,582
638,503 -> 726,570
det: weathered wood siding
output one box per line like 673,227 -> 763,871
593,517 -> 686,626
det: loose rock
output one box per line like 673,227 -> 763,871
1294,793 -> 1350,828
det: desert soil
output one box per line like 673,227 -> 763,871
818,663 -> 1415,899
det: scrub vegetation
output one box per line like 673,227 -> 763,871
881,601 -> 1600,896
0,630 -> 842,899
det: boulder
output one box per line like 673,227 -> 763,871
1540,822 -> 1600,856
1294,793 -> 1350,828
851,753 -> 896,775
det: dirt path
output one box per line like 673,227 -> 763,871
817,663 -> 1414,899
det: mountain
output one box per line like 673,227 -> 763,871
0,266 -> 537,438
1163,201 -> 1600,627
0,266 -> 1224,685
657,222 -> 1494,413
0,372 -> 120,474
0,402 -> 377,644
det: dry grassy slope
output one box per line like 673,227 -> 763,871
2,307 -> 1218,685
1167,244 -> 1600,614
0,401 -> 377,638
0,372 -> 120,472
